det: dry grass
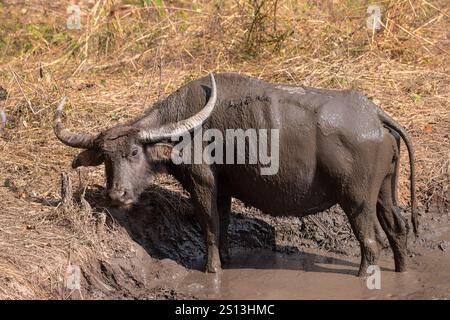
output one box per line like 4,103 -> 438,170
0,0 -> 449,299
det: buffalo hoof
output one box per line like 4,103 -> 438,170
395,264 -> 407,272
204,261 -> 222,273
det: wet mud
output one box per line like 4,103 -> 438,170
76,183 -> 449,300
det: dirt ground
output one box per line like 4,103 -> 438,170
0,0 -> 449,299
64,177 -> 449,300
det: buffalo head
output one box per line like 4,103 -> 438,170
54,74 -> 216,208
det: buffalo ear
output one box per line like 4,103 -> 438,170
72,150 -> 104,168
146,143 -> 175,162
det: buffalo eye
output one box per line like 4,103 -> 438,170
131,149 -> 139,157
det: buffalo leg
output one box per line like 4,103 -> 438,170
376,130 -> 408,272
184,167 -> 221,273
342,202 -> 381,277
218,194 -> 232,265
377,174 -> 408,272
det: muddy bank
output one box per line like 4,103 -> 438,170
66,179 -> 449,300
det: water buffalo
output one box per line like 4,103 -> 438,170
54,73 -> 417,276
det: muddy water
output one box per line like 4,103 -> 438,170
175,233 -> 450,299
106,198 -> 449,300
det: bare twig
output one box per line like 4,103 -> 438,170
11,71 -> 35,114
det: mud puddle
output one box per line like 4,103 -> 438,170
175,247 -> 449,299
170,220 -> 450,300
83,188 -> 449,300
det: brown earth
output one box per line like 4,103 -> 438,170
25,175 -> 448,300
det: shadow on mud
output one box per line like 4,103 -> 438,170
78,183 -> 363,276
